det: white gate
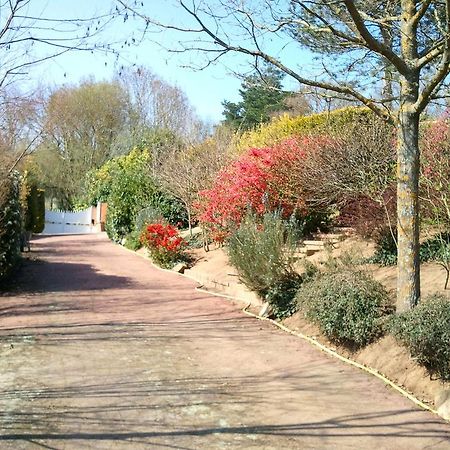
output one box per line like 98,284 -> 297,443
43,207 -> 95,234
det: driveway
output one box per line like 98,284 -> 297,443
0,234 -> 448,449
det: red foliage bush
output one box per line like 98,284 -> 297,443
420,116 -> 450,224
338,188 -> 396,239
197,136 -> 334,234
140,223 -> 185,267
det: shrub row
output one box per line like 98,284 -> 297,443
228,213 -> 449,380
236,107 -> 373,151
0,172 -> 22,280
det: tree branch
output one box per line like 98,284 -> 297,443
343,0 -> 409,74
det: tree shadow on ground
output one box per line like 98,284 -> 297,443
0,259 -> 133,295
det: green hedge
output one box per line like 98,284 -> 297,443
26,186 -> 45,233
236,107 -> 373,151
0,172 -> 21,279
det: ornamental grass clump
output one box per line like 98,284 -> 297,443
388,295 -> 450,380
228,212 -> 302,318
140,223 -> 186,268
296,265 -> 393,348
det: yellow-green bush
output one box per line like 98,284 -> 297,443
236,107 -> 372,152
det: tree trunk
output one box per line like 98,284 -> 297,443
396,109 -> 420,311
186,206 -> 192,238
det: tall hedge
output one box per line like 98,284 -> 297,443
236,107 -> 373,151
0,172 -> 21,279
25,186 -> 45,233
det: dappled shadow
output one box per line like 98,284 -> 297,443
0,259 -> 133,295
0,406 -> 448,445
0,316 -> 264,345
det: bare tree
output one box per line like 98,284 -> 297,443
0,1 -> 126,89
0,0 -> 127,171
0,87 -> 42,174
116,66 -> 209,146
157,125 -> 233,235
34,80 -> 130,209
120,0 -> 450,311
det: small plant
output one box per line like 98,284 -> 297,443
420,233 -> 450,289
296,267 -> 393,348
388,295 -> 450,380
228,212 -> 301,318
141,223 -> 186,268
124,229 -> 143,251
368,229 -> 398,266
135,206 -> 166,231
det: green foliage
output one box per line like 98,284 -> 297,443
0,172 -> 21,279
296,266 -> 393,348
124,229 -> 143,251
223,65 -> 289,130
26,186 -> 45,233
184,233 -> 205,250
368,230 -> 398,266
135,206 -> 166,232
86,148 -> 187,242
102,149 -> 156,241
228,212 -> 302,318
420,233 -> 450,262
149,191 -> 188,226
369,231 -> 450,267
388,295 -> 450,380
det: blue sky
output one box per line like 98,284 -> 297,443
12,0 -> 308,122
19,1 -> 307,123
25,1 -> 246,122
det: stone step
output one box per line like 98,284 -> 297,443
296,248 -> 319,256
312,233 -> 345,242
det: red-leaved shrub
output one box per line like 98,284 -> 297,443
197,136 -> 335,236
141,223 -> 185,267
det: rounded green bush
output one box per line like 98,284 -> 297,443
296,269 -> 392,348
388,295 -> 450,380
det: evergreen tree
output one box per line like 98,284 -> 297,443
222,66 -> 289,130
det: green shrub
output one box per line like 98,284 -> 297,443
296,267 -> 393,348
124,230 -> 143,251
369,231 -> 450,268
368,229 -> 398,266
135,206 -> 166,231
185,233 -> 205,249
0,172 -> 21,280
420,233 -> 450,262
228,212 -> 301,318
26,186 -> 45,233
388,295 -> 450,380
86,149 -> 188,242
